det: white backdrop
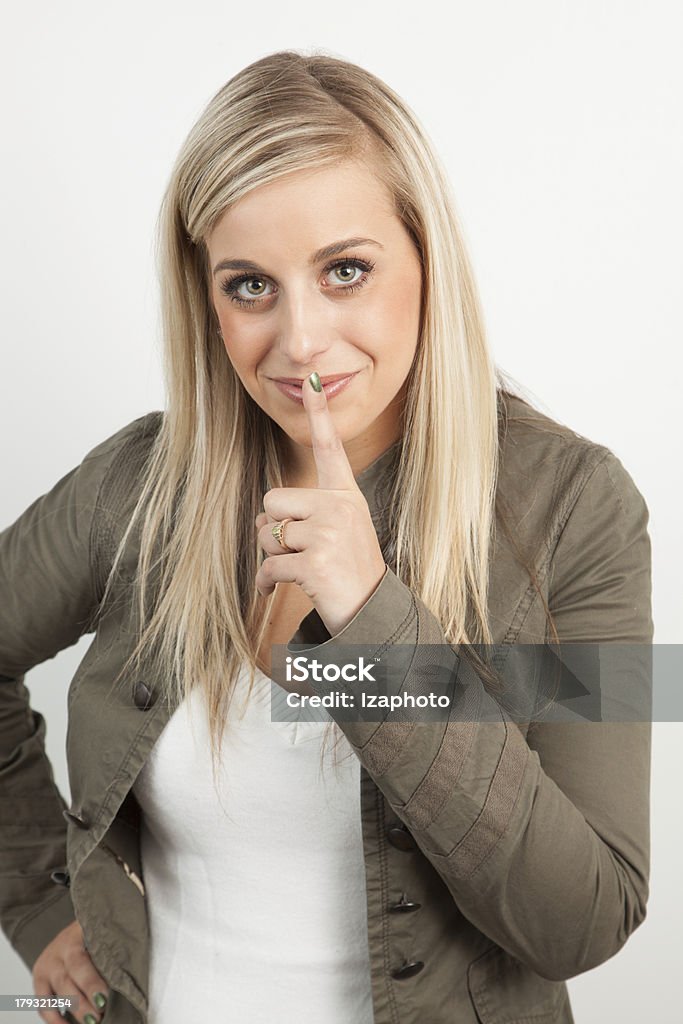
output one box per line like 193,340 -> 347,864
1,1 -> 681,1021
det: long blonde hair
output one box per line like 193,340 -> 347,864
103,49 -> 515,781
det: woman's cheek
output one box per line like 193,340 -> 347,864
223,326 -> 269,370
364,293 -> 418,364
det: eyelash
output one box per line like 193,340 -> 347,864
219,256 -> 376,307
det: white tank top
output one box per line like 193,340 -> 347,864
132,664 -> 374,1023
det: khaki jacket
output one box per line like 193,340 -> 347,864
0,392 -> 653,1023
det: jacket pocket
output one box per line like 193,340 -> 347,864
467,946 -> 570,1024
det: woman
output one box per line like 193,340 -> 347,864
0,50 -> 652,1024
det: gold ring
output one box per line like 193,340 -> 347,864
271,517 -> 295,551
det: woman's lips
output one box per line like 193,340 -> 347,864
271,371 -> 360,404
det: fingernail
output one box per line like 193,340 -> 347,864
84,1015 -> 98,1024
308,371 -> 322,393
93,992 -> 107,1009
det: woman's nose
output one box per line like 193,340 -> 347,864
275,292 -> 334,366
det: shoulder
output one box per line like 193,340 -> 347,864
71,410 -> 164,541
498,389 -> 608,482
79,411 -> 165,594
83,409 -> 164,516
495,390 -> 649,562
2,411 -> 164,541
0,412 -> 166,652
81,410 -> 164,477
63,410 -> 165,524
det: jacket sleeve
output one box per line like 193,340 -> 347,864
0,416 -> 153,972
286,448 -> 654,983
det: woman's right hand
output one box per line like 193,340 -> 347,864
32,919 -> 110,1024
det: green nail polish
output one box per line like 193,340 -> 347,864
84,1015 -> 98,1024
93,992 -> 107,1009
309,372 -> 322,393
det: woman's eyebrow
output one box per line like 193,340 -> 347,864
212,237 -> 384,276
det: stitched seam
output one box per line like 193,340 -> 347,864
403,704 -> 478,826
354,596 -> 419,757
374,595 -> 418,659
399,650 -> 481,819
524,452 -> 614,741
379,598 -> 446,806
458,725 -> 530,880
521,450 -> 612,744
602,454 -> 629,518
435,706 -> 506,862
426,716 -> 530,877
358,598 -> 421,761
546,449 -> 611,568
92,704 -> 167,832
88,413 -> 162,609
88,433 -> 140,606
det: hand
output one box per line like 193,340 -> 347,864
32,919 -> 110,1024
254,372 -> 388,637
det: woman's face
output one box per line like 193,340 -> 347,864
205,159 -> 423,480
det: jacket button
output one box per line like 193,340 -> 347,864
386,825 -> 417,851
50,869 -> 71,887
391,960 -> 425,980
62,809 -> 89,829
388,895 -> 422,913
133,680 -> 156,710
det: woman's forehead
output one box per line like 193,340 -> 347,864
206,164 -> 396,256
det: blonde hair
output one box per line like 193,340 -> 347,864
103,49 -> 526,782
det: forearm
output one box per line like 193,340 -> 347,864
287,567 -> 651,981
0,677 -> 77,971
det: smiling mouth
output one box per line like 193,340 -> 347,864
272,373 -> 360,386
270,371 -> 361,403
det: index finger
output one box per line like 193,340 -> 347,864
302,371 -> 356,491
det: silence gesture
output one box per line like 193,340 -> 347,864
254,371 -> 389,637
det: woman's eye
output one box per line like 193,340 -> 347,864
231,277 -> 273,301
219,257 -> 374,307
326,263 -> 363,286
